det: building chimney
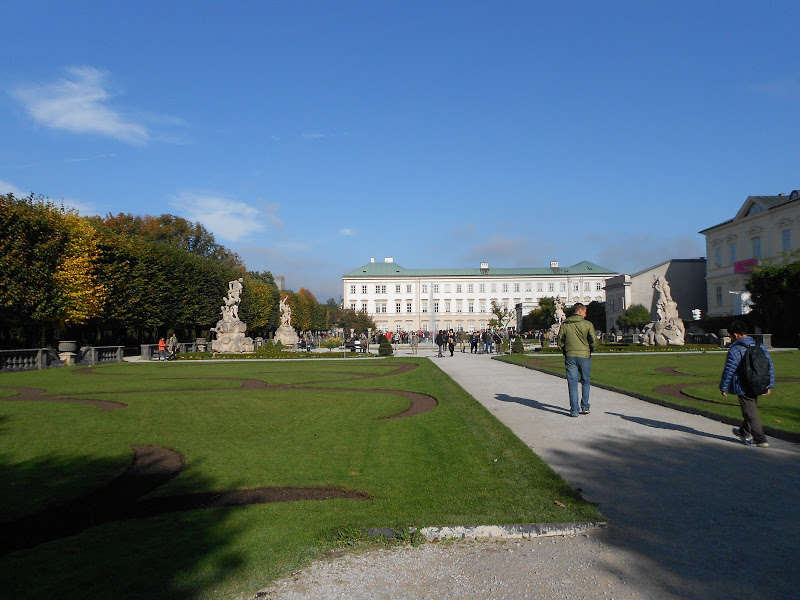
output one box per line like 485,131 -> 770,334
385,257 -> 394,263
370,257 -> 375,263
480,262 -> 489,274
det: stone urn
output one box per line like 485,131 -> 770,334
58,340 -> 78,353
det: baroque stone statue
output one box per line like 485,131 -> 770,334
210,278 -> 255,353
640,276 -> 685,346
274,294 -> 299,346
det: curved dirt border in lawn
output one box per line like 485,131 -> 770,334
1,360 -> 435,554
507,356 -> 800,444
1,445 -> 370,555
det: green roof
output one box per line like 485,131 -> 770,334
343,260 -> 617,278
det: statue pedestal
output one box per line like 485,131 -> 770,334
210,318 -> 254,353
58,352 -> 76,366
274,326 -> 299,346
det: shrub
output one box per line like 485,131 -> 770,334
512,338 -> 525,354
378,338 -> 393,356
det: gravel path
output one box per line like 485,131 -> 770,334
251,351 -> 800,600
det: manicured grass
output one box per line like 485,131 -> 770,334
0,358 -> 602,599
501,351 -> 800,437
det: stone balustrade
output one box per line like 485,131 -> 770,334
0,348 -> 63,372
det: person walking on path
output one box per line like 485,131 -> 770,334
167,332 -> 178,359
557,302 -> 596,417
435,330 -> 444,357
157,337 -> 167,361
448,329 -> 455,357
720,320 -> 776,448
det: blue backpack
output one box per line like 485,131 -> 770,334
738,342 -> 771,398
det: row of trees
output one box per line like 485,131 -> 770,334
520,298 -> 606,333
0,194 -> 339,349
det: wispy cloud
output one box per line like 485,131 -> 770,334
339,228 -> 354,236
0,179 -> 26,197
170,191 -> 273,242
301,133 -> 326,140
461,233 -> 550,267
592,233 -> 705,274
10,66 -> 184,145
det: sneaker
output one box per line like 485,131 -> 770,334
569,413 -> 580,418
580,409 -> 590,415
733,427 -> 754,443
745,439 -> 769,448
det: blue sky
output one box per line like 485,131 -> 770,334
2,1 -> 798,302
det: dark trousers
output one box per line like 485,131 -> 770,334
738,395 -> 767,444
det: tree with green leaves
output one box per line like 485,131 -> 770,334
335,308 -> 376,335
522,297 -> 556,332
488,300 -> 515,330
617,304 -> 651,330
747,253 -> 800,347
239,277 -> 280,337
585,300 -> 606,332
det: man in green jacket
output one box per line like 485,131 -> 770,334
557,303 -> 597,417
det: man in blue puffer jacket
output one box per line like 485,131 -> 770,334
719,320 -> 776,448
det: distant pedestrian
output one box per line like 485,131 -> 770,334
448,329 -> 455,356
167,332 -> 178,359
720,320 -> 775,448
411,333 -> 419,355
435,330 -> 444,357
557,303 -> 596,417
157,337 -> 167,361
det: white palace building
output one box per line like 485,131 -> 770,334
342,257 -> 618,333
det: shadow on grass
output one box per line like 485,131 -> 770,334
0,449 -> 245,599
0,446 -> 368,599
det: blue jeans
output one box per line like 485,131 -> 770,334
565,356 -> 591,416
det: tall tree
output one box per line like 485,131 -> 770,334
747,254 -> 800,347
617,304 -> 651,330
488,300 -> 515,330
585,300 -> 607,332
239,277 -> 280,336
522,297 -> 556,331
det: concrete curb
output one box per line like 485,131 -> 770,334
365,521 -> 608,542
419,521 -> 608,540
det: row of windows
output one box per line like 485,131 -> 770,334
349,282 -> 604,295
713,230 -> 793,267
352,301 -> 488,313
351,297 -> 601,314
371,323 -> 499,333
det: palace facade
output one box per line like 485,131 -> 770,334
342,257 -> 618,333
699,190 -> 800,317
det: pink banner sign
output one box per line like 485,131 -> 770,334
734,259 -> 758,274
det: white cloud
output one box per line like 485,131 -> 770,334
0,179 -> 26,197
301,133 -> 326,140
339,228 -> 354,236
11,66 -> 149,144
170,192 -> 270,242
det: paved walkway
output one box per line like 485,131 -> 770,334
428,350 -> 800,599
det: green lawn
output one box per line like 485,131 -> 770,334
0,358 -> 601,599
501,350 -> 800,437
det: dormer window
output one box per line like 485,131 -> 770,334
746,203 -> 766,216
